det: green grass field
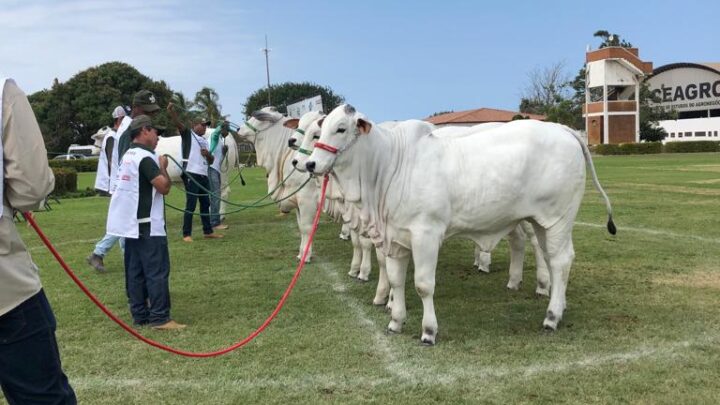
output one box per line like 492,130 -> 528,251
6,153 -> 720,404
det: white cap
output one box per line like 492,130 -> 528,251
112,106 -> 126,119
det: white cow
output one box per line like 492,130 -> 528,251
236,107 -> 321,262
306,104 -> 615,345
294,116 -> 550,301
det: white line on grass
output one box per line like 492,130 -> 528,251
575,222 -> 720,244
67,336 -> 716,392
26,238 -> 99,252
316,260 -> 420,384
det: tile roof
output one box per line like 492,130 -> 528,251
425,108 -> 546,125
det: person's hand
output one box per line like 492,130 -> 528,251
159,155 -> 168,170
200,148 -> 210,158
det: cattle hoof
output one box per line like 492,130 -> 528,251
477,266 -> 490,274
535,288 -> 550,297
339,234 -> 350,241
356,276 -> 369,283
542,318 -> 558,331
372,298 -> 388,306
420,336 -> 436,346
387,320 -> 402,334
506,281 -> 522,291
347,271 -> 358,278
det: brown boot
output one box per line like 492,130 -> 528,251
86,254 -> 106,273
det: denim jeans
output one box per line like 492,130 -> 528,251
182,173 -> 213,236
124,236 -> 171,326
208,167 -> 222,227
0,290 -> 76,404
93,233 -> 125,257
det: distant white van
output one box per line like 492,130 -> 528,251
67,144 -> 100,157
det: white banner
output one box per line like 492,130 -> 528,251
287,95 -> 323,118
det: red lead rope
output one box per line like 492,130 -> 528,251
23,175 -> 330,358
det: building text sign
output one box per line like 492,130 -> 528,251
647,67 -> 720,112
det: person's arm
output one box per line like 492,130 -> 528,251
105,136 -> 115,175
148,155 -> 171,195
167,103 -> 186,133
209,125 -> 222,153
201,148 -> 214,165
2,80 -> 54,211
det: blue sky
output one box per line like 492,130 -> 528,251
1,0 -> 718,125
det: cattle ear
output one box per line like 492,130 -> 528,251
317,118 -> 325,128
357,118 -> 372,134
283,118 -> 300,129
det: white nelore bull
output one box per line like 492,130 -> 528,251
306,104 -> 615,345
236,107 -> 322,261
294,115 -> 550,299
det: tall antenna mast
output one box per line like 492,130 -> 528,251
262,35 -> 272,105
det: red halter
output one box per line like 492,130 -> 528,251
313,142 -> 338,154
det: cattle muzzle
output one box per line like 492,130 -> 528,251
305,161 -> 316,173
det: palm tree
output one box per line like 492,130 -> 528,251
171,91 -> 197,123
194,87 -> 222,126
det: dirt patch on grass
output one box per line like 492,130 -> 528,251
612,182 -> 720,196
690,178 -> 720,184
679,165 -> 720,173
653,271 -> 720,290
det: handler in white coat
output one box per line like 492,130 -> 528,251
107,115 -> 185,330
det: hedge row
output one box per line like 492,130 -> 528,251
51,167 -> 78,195
592,141 -> 720,155
662,141 -> 720,153
48,158 -> 99,172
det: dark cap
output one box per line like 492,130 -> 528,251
132,90 -> 160,113
129,115 -> 164,138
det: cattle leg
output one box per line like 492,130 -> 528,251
506,225 -> 526,291
348,230 -> 361,278
372,248 -> 390,305
386,251 -> 411,334
522,221 -> 550,296
411,233 -> 442,345
357,236 -> 373,281
536,221 -> 575,331
339,223 -> 351,240
474,244 -> 491,273
295,207 -> 313,263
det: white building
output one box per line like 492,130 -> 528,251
646,63 -> 720,142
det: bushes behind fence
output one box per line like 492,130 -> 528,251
592,141 -> 720,155
48,158 -> 99,172
51,167 -> 78,195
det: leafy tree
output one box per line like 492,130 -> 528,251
194,87 -> 223,125
429,110 -> 454,117
29,62 -> 175,153
244,82 -> 344,118
593,30 -> 633,48
519,62 -> 582,128
639,82 -> 676,142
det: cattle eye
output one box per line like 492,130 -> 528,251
313,135 -> 320,139
337,128 -> 346,133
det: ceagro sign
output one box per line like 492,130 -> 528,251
287,95 -> 323,118
646,66 -> 720,112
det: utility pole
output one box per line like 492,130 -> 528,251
262,35 -> 272,105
